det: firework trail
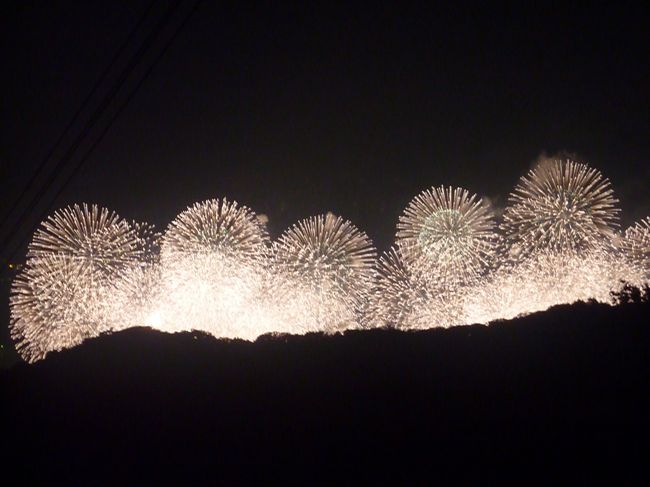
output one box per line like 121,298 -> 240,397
502,159 -> 620,254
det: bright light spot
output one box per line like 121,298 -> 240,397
145,310 -> 163,328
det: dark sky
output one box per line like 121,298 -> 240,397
1,1 -> 648,255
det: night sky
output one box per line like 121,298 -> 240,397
2,4 -> 650,476
1,1 -> 648,255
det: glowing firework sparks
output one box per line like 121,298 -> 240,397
157,198 -> 272,337
465,246 -> 644,324
161,198 -> 269,262
366,246 -> 433,329
10,255 -> 109,362
8,157 -> 646,362
10,204 -> 149,362
272,213 -> 376,331
28,203 -> 146,277
502,159 -> 620,253
396,186 -> 497,288
621,217 -> 650,279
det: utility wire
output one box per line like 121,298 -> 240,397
1,0 -> 183,256
5,0 -> 203,262
0,0 -> 157,233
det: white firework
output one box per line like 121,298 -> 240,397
10,204 -> 149,362
272,213 -> 377,331
9,158 -> 648,363
502,159 -> 620,254
366,247 -> 436,329
621,217 -> 650,280
10,255 -> 107,362
396,186 -> 497,289
28,203 -> 146,278
465,246 -> 644,324
161,198 -> 269,263
155,198 -> 274,338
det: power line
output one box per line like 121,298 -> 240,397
0,0 -> 157,233
5,0 -> 203,262
1,0 -> 184,257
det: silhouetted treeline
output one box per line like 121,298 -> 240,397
2,297 -> 650,483
612,282 -> 650,304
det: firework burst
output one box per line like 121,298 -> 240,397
465,246 -> 644,324
28,203 -> 146,277
396,186 -> 497,288
502,159 -> 620,254
621,217 -> 650,279
10,204 -> 148,362
161,198 -> 269,262
272,213 -> 376,331
156,198 -> 272,337
8,157 -> 647,362
366,246 -> 432,329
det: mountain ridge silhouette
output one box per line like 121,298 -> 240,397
3,298 -> 649,482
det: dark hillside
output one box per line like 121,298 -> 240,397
3,300 -> 650,482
